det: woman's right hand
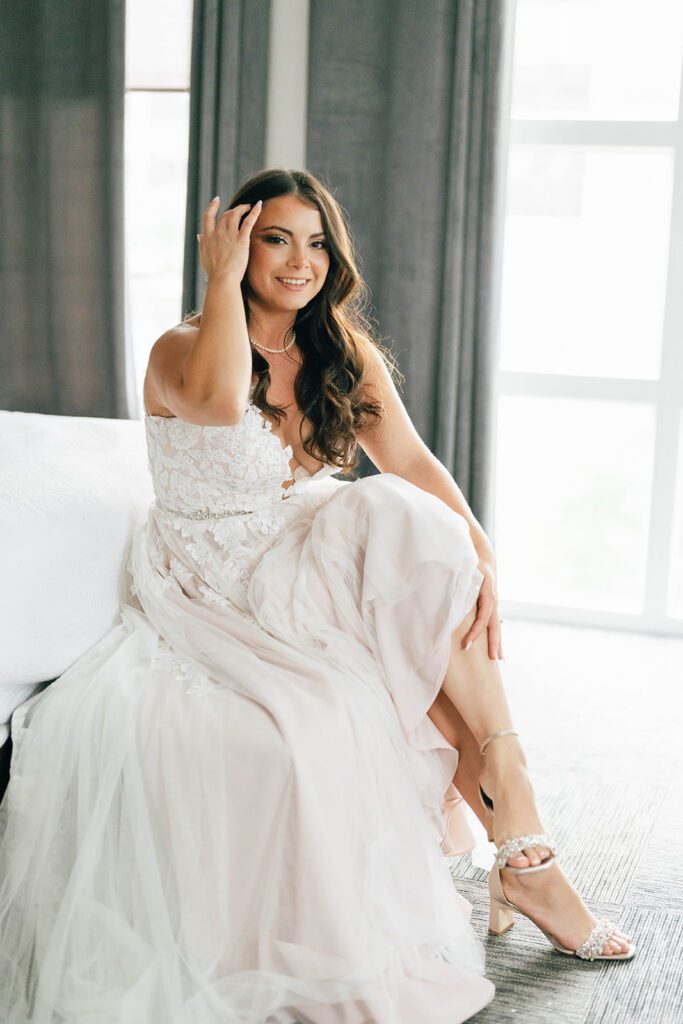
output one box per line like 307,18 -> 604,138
196,196 -> 263,282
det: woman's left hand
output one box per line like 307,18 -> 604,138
461,550 -> 503,661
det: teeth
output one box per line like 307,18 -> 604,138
278,278 -> 307,285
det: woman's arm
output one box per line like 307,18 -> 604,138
357,350 -> 502,659
180,271 -> 252,419
181,198 -> 263,418
356,350 -> 493,557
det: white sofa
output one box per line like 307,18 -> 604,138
0,410 -> 155,750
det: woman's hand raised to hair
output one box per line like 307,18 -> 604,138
196,196 -> 262,283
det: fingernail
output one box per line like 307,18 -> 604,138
212,195 -> 219,202
465,640 -> 473,651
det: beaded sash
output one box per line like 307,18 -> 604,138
157,503 -> 253,520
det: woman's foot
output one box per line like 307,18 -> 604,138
479,756 -> 553,869
499,859 -> 632,957
480,758 -> 632,957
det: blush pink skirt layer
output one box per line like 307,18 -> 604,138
0,472 -> 494,1023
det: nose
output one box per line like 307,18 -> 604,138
286,244 -> 310,271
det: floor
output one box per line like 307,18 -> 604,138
447,617 -> 683,1024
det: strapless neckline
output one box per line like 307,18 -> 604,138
143,402 -> 335,484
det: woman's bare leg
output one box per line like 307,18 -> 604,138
427,690 -> 487,830
439,606 -> 550,867
430,605 -> 632,956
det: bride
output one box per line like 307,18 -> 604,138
0,167 -> 633,1023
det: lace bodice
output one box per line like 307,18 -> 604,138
144,397 -> 339,516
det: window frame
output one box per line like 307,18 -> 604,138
498,81 -> 683,635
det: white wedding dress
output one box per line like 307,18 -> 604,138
0,384 -> 495,1023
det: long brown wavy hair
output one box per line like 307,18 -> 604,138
185,167 -> 404,474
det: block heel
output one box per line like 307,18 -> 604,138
488,895 -> 515,935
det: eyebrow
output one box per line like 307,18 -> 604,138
258,225 -> 327,238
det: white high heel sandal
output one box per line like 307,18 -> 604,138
478,729 -> 636,962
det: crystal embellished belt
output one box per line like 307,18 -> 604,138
158,503 -> 251,520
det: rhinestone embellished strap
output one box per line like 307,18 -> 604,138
575,919 -> 619,960
495,834 -> 559,868
574,919 -> 620,960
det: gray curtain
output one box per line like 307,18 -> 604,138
0,0 -> 129,418
182,0 -> 271,317
307,0 -> 513,533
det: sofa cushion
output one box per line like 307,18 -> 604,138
0,411 -> 154,715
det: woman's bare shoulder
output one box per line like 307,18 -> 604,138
143,318 -> 201,416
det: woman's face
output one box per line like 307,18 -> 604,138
246,194 -> 331,314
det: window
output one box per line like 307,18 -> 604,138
124,0 -> 194,407
495,0 -> 683,632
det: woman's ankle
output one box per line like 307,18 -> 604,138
480,757 -> 533,800
481,736 -> 528,774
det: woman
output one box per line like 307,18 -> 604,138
0,168 -> 633,1024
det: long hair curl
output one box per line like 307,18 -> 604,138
185,167 -> 404,474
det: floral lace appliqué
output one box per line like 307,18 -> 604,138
138,402 -> 341,614
144,403 -> 296,514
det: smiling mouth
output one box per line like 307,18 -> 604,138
276,277 -> 310,287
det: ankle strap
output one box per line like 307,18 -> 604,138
480,728 -> 519,756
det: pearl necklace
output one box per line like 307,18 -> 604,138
249,329 -> 297,354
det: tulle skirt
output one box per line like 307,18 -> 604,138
0,472 -> 494,1022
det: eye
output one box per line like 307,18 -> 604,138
264,234 -> 328,249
